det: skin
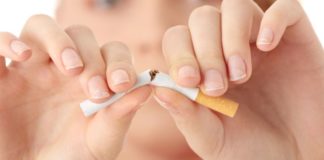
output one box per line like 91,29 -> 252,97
0,0 -> 323,159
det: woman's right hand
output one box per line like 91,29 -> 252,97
0,15 -> 151,160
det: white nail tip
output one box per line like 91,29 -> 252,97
258,41 -> 272,45
229,73 -> 247,81
257,38 -> 273,46
204,86 -> 224,92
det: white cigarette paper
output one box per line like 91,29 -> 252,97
80,69 -> 238,117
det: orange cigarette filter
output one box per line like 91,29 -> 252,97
195,91 -> 239,117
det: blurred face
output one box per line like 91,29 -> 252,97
56,0 -> 219,73
57,1 -> 221,158
56,0 -> 219,158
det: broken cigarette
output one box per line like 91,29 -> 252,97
80,69 -> 239,117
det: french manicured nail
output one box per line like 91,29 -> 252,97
204,69 -> 224,94
10,40 -> 31,55
258,28 -> 274,45
178,65 -> 199,81
228,55 -> 247,81
111,69 -> 130,86
61,48 -> 83,70
153,95 -> 179,114
88,75 -> 110,99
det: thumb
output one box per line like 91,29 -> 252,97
86,86 -> 152,160
256,0 -> 316,52
154,87 -> 225,160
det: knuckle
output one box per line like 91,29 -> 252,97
170,56 -> 196,68
223,44 -> 249,56
101,41 -> 131,62
224,49 -> 241,58
198,55 -> 224,67
0,32 -> 15,42
25,14 -> 52,28
101,41 -> 129,53
264,9 -> 284,21
163,25 -> 189,46
85,58 -> 106,70
107,41 -> 129,51
107,62 -> 132,73
40,32 -> 71,51
263,0 -> 303,25
65,25 -> 93,35
190,5 -> 219,20
24,15 -> 69,45
165,25 -> 188,36
196,47 -> 223,58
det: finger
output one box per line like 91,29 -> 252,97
20,14 -> 84,75
0,32 -> 32,75
0,32 -> 32,62
101,42 -> 137,93
188,6 -> 228,97
154,87 -> 224,159
66,25 -> 111,103
86,85 -> 152,160
221,0 -> 258,84
162,25 -> 201,87
257,0 -> 307,51
0,58 -> 5,75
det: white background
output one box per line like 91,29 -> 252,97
0,0 -> 323,44
0,0 -> 57,35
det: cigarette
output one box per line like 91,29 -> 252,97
80,69 -> 239,117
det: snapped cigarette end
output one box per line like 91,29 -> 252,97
80,69 -> 240,117
195,91 -> 239,117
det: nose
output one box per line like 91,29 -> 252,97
130,0 -> 193,55
131,5 -> 164,55
125,0 -> 212,73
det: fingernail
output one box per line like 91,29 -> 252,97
61,48 -> 83,70
258,28 -> 274,45
178,65 -> 199,81
204,69 -> 224,93
228,55 -> 247,81
111,69 -> 130,86
10,40 -> 31,55
153,96 -> 179,114
88,75 -> 110,99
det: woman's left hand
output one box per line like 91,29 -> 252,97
154,0 -> 324,159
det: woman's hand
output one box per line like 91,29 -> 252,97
0,15 -> 151,160
154,0 -> 324,159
